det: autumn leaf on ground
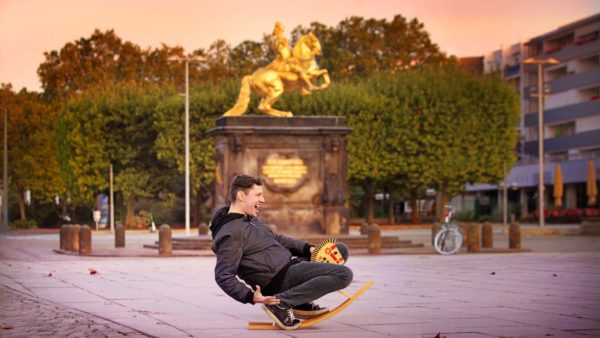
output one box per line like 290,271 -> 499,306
553,273 -> 558,277
0,323 -> 14,329
490,272 -> 496,275
433,333 -> 446,338
46,272 -> 52,277
89,268 -> 97,275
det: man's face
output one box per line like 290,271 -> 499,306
239,184 -> 265,217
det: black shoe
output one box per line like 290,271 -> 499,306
262,304 -> 301,330
293,302 -> 329,319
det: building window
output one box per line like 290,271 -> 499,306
581,147 -> 600,159
575,31 -> 599,45
576,54 -> 600,73
548,121 -> 575,138
547,151 -> 568,161
545,33 -> 574,53
546,65 -> 568,81
578,86 -> 600,102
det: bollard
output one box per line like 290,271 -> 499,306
431,223 -> 441,245
198,222 -> 209,235
79,225 -> 92,255
72,224 -> 81,253
360,222 -> 369,235
367,223 -> 381,255
482,222 -> 493,248
115,224 -> 125,248
65,224 -> 74,251
467,223 -> 481,253
59,224 -> 68,250
509,222 -> 521,249
459,223 -> 469,247
159,224 -> 172,256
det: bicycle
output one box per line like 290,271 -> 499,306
433,205 -> 463,255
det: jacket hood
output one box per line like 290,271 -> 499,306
209,206 -> 246,239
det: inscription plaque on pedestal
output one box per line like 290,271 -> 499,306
207,116 -> 352,235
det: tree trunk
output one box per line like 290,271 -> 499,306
125,195 -> 136,227
410,189 -> 420,224
18,193 -> 26,221
435,183 -> 449,223
387,184 -> 395,224
194,189 -> 203,226
364,183 -> 374,223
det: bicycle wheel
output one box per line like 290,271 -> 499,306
434,228 -> 463,255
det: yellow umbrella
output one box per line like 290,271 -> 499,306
588,160 -> 597,206
553,163 -> 563,208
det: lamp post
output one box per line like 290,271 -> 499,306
168,55 -> 205,236
1,108 -> 8,231
523,57 -> 559,227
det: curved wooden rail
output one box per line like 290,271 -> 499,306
248,280 -> 374,330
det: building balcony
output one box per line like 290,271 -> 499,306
524,67 -> 600,99
528,33 -> 599,61
523,129 -> 600,155
504,64 -> 520,77
524,99 -> 600,127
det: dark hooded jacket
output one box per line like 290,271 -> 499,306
210,207 -> 312,304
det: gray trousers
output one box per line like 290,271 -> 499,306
275,243 -> 353,308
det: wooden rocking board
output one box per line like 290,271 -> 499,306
248,280 -> 374,330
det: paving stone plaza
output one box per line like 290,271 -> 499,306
1,229 -> 599,337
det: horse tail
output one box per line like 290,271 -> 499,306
224,76 -> 252,116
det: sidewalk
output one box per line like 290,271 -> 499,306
1,229 -> 599,337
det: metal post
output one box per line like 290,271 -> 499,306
2,108 -> 8,231
537,63 -> 545,228
109,164 -> 114,233
185,59 -> 191,236
503,183 -> 508,226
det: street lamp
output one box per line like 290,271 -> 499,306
168,55 -> 205,236
523,57 -> 559,227
1,108 -> 8,231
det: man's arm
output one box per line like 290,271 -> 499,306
273,232 -> 313,258
213,234 -> 255,304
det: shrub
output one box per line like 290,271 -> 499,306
12,219 -> 37,229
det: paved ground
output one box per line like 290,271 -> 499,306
1,228 -> 599,337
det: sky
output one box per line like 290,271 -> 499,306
1,0 -> 598,92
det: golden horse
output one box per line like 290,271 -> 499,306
224,33 -> 330,117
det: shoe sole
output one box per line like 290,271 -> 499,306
293,308 -> 330,319
262,305 -> 300,331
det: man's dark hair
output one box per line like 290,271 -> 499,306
229,174 -> 263,202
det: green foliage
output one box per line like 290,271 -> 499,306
29,15 -> 517,226
57,82 -> 177,206
274,66 -> 520,209
0,84 -> 64,221
291,15 -> 452,78
12,219 -> 37,229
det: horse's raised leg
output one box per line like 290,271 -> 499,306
258,86 -> 292,117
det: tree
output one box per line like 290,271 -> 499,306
38,29 -> 188,102
154,80 -> 240,225
290,15 -> 451,79
57,82 -> 178,226
274,66 -> 519,224
0,84 -> 64,223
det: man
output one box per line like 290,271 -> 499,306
211,174 -> 353,330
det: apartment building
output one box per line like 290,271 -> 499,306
457,13 -> 600,221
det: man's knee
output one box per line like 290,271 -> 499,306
340,265 -> 353,288
337,242 -> 350,262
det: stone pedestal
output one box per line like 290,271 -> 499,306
208,116 -> 352,235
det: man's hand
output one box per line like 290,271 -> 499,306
310,246 -> 315,254
253,285 -> 280,305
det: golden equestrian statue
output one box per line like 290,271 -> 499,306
224,22 -> 330,117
